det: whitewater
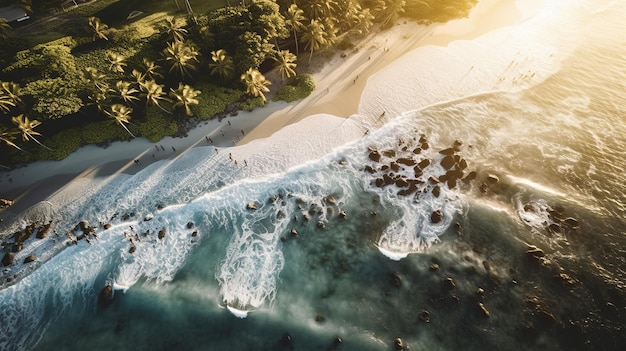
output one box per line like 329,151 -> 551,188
1,0 -> 625,349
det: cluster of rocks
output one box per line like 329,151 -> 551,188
0,198 -> 13,210
525,203 -> 580,235
364,135 -> 476,224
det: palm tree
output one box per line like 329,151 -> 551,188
285,4 -> 306,56
131,69 -> 145,86
241,68 -> 271,102
0,19 -> 13,40
142,58 -> 163,80
140,80 -> 171,114
322,17 -> 338,47
105,104 -> 135,137
88,16 -> 109,41
114,81 -> 140,105
160,16 -> 188,42
169,83 -> 200,116
351,7 -> 375,37
84,67 -> 108,90
0,126 -> 21,151
107,52 -> 127,74
301,19 -> 327,63
209,49 -> 234,80
378,0 -> 405,29
272,50 -> 297,80
162,40 -> 199,79
305,0 -> 338,20
0,82 -> 22,113
11,114 -> 52,150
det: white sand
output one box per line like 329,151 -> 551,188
0,0 -> 524,217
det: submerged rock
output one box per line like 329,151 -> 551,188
478,302 -> 491,318
431,210 -> 443,224
24,254 -> 36,264
394,337 -> 404,350
2,252 -> 15,266
98,285 -> 114,308
418,309 -> 431,323
246,202 -> 257,210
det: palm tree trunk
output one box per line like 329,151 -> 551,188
293,29 -> 299,56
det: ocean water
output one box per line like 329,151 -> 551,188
1,0 -> 625,350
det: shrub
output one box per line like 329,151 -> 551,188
194,83 -> 244,120
238,96 -> 265,111
136,106 -> 178,142
273,73 -> 315,103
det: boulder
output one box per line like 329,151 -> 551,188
526,245 -> 544,258
431,210 -> 443,224
290,228 -> 298,236
438,147 -> 455,155
98,285 -> 114,308
447,177 -> 457,189
418,309 -> 431,323
453,140 -> 463,151
417,159 -> 431,170
0,198 -> 13,209
397,157 -> 416,166
186,222 -> 194,229
412,147 -> 421,154
364,165 -> 376,174
440,155 -> 455,170
368,150 -> 381,162
388,272 -> 402,287
395,178 -> 409,188
79,221 -> 89,233
277,210 -> 286,218
2,252 -> 15,266
564,217 -> 579,228
432,186 -> 441,198
463,171 -> 477,182
395,338 -> 404,350
158,228 -> 166,240
443,277 -> 456,290
486,174 -> 499,185
129,246 -> 136,254
477,302 -> 491,318
375,178 -> 385,187
383,150 -> 396,158
246,202 -> 257,210
24,255 -> 36,263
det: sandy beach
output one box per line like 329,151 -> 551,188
0,0 -> 523,221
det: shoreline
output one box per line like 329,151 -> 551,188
0,0 -> 522,221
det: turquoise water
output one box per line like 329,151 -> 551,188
1,0 -> 625,350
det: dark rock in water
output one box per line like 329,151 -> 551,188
397,157 -> 416,166
186,222 -> 194,229
158,228 -> 166,240
417,159 -> 431,170
277,210 -> 286,218
383,174 -> 394,186
98,285 -> 114,308
523,204 -> 534,212
421,142 -> 429,150
447,177 -> 457,189
381,165 -> 389,171
12,243 -> 23,252
564,217 -> 579,228
246,202 -> 257,210
122,213 -> 130,221
390,162 -> 400,172
279,333 -> 293,349
395,178 -> 409,188
395,337 -> 404,350
439,147 -> 455,155
428,175 -> 439,184
315,314 -> 326,322
375,178 -> 384,187
453,140 -> 463,151
325,195 -> 337,205
129,246 -> 136,254
388,272 -> 402,287
364,165 -> 376,174
368,150 -> 381,162
440,155 -> 455,170
269,196 -> 277,203
432,185 -> 441,198
463,171 -> 477,182
429,263 -> 440,271
486,174 -> 499,185
548,223 -> 561,233
418,309 -> 431,323
36,223 -> 52,239
443,277 -> 456,290
290,228 -> 298,237
191,230 -> 198,237
317,221 -> 326,229
79,221 -> 89,233
458,158 -> 468,170
0,198 -> 13,209
104,223 -> 112,230
383,149 -> 396,158
333,336 -> 343,347
431,210 -> 443,224
526,245 -> 544,258
413,147 -> 421,154
339,210 -> 347,219
24,254 -> 36,263
2,252 -> 15,266
477,302 -> 491,318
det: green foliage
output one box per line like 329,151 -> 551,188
193,82 -> 244,120
238,96 -> 266,111
81,119 -> 131,144
273,73 -> 316,103
23,78 -> 84,119
136,106 -> 178,142
35,127 -> 83,161
404,0 -> 478,23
